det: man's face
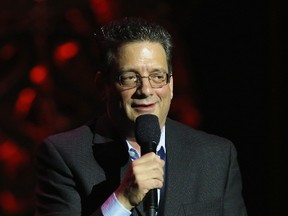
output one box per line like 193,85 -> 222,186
106,41 -> 173,129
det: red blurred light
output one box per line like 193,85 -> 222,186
0,192 -> 17,213
14,88 -> 36,116
179,107 -> 201,128
0,140 -> 28,165
0,192 -> 21,214
54,41 -> 79,62
65,8 -> 90,33
29,65 -> 48,84
170,96 -> 202,128
90,0 -> 113,24
0,139 -> 29,179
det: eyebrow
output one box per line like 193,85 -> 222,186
118,68 -> 167,74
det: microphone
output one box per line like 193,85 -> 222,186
135,114 -> 161,216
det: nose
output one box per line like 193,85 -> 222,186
136,76 -> 153,96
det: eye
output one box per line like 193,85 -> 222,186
123,74 -> 136,81
119,72 -> 138,85
150,72 -> 166,83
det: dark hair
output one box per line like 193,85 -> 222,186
95,17 -> 173,77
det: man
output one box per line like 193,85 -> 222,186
35,17 -> 247,216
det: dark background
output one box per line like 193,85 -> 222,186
0,0 -> 287,215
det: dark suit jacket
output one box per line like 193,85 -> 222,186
35,116 -> 247,216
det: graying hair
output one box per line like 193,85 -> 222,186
96,17 -> 173,77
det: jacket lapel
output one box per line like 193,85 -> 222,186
161,119 -> 197,216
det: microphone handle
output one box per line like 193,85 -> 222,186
144,189 -> 158,216
146,208 -> 157,216
141,141 -> 158,216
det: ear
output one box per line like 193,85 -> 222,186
169,74 -> 174,99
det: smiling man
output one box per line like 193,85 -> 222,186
107,41 -> 173,143
35,17 -> 247,216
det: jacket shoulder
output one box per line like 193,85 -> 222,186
45,124 -> 94,146
36,123 -> 95,164
166,118 -> 233,149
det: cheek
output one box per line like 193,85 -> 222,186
155,91 -> 172,117
158,85 -> 173,101
118,91 -> 133,109
108,85 -> 135,108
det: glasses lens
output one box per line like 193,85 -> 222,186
149,72 -> 167,88
119,72 -> 138,87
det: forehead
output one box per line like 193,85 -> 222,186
115,41 -> 168,71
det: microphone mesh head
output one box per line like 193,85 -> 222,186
135,114 -> 161,147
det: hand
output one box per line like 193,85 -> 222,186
115,152 -> 165,210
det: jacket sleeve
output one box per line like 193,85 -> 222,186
223,143 -> 248,216
34,139 -> 103,216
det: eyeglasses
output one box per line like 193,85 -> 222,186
116,71 -> 172,89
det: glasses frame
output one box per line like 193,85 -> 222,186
116,71 -> 172,89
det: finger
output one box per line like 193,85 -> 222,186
135,174 -> 164,190
133,152 -> 164,166
132,158 -> 165,178
132,163 -> 165,185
